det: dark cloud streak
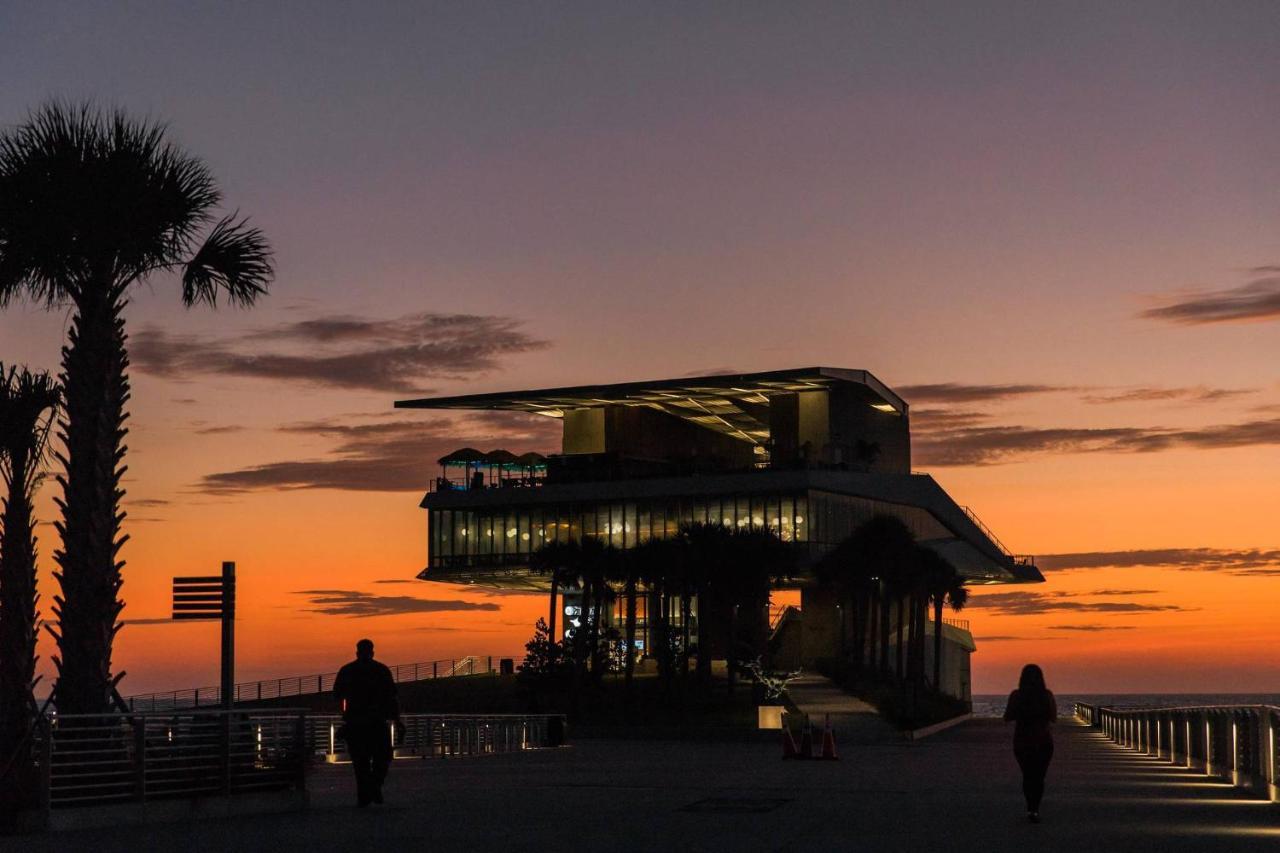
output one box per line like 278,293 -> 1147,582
965,590 -> 1186,616
293,589 -> 500,617
914,418 -> 1280,466
199,412 -> 559,494
133,312 -> 548,393
1140,275 -> 1280,325
1038,548 -> 1280,575
899,383 -> 1072,404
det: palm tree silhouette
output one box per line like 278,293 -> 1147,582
829,515 -> 916,679
0,102 -> 273,713
919,547 -> 968,691
0,365 -> 59,806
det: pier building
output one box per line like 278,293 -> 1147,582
397,368 -> 1042,700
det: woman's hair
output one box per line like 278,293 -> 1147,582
1018,663 -> 1047,694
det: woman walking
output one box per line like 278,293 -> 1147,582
1003,663 -> 1057,822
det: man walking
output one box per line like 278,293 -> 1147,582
334,638 -> 399,806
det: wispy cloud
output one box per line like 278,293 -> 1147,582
910,409 -> 991,429
1046,624 -> 1137,632
1038,548 -> 1280,575
898,383 -> 1072,404
198,412 -> 559,494
1081,386 -> 1255,405
965,590 -> 1186,616
133,312 -> 549,394
914,417 -> 1280,466
1139,273 -> 1280,325
293,589 -> 501,617
193,425 -> 247,435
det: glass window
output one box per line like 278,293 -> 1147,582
478,513 -> 493,557
624,502 -> 637,547
518,511 -> 531,555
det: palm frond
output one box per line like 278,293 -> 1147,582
181,213 -> 273,307
0,363 -> 61,493
0,99 -> 244,304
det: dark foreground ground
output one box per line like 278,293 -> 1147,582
7,719 -> 1278,852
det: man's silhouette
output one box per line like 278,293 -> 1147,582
333,639 -> 399,806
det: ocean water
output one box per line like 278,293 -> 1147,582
972,694 -> 1280,719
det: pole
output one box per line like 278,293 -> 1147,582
221,561 -> 236,711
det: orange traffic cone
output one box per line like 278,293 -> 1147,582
782,726 -> 798,760
799,722 -> 814,759
821,714 -> 838,761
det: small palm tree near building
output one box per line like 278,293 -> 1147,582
816,514 -> 917,678
0,365 -> 59,812
0,102 -> 273,713
919,547 -> 968,691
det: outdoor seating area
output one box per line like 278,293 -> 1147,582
434,448 -> 548,492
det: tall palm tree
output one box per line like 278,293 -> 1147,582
529,539 -> 581,655
830,515 -> 916,680
613,547 -> 645,692
815,536 -> 871,667
669,523 -> 793,691
0,102 -> 272,713
632,537 -> 678,686
530,537 -> 618,685
0,365 -> 59,804
919,548 -> 968,691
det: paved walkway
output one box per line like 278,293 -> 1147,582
7,719 -> 1279,852
786,674 -> 899,742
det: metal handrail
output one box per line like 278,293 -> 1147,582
39,709 -> 309,809
1075,701 -> 1280,799
306,712 -> 567,762
959,505 -> 1013,555
124,654 -> 515,712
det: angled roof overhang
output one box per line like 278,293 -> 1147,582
395,367 -> 906,447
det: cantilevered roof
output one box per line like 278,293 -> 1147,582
395,367 -> 905,447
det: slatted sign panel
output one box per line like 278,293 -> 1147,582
172,574 -> 233,620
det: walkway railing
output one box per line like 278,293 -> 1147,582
1075,702 -> 1280,800
37,709 -> 307,809
125,655 -> 510,712
959,505 -> 1035,567
306,713 -> 567,761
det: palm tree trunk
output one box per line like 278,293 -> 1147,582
933,598 -> 944,691
680,593 -> 689,680
726,605 -> 738,694
853,587 -> 867,673
575,582 -> 592,686
895,596 -> 905,681
866,584 -> 878,674
547,576 -> 559,649
0,440 -> 39,799
52,292 -> 130,714
879,582 -> 891,678
624,578 -> 637,691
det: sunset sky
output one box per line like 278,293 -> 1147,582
2,2 -> 1279,696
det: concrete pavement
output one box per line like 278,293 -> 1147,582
7,719 -> 1279,852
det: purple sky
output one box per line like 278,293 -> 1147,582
3,3 -> 1280,693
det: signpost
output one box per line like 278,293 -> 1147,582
172,561 -> 236,709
